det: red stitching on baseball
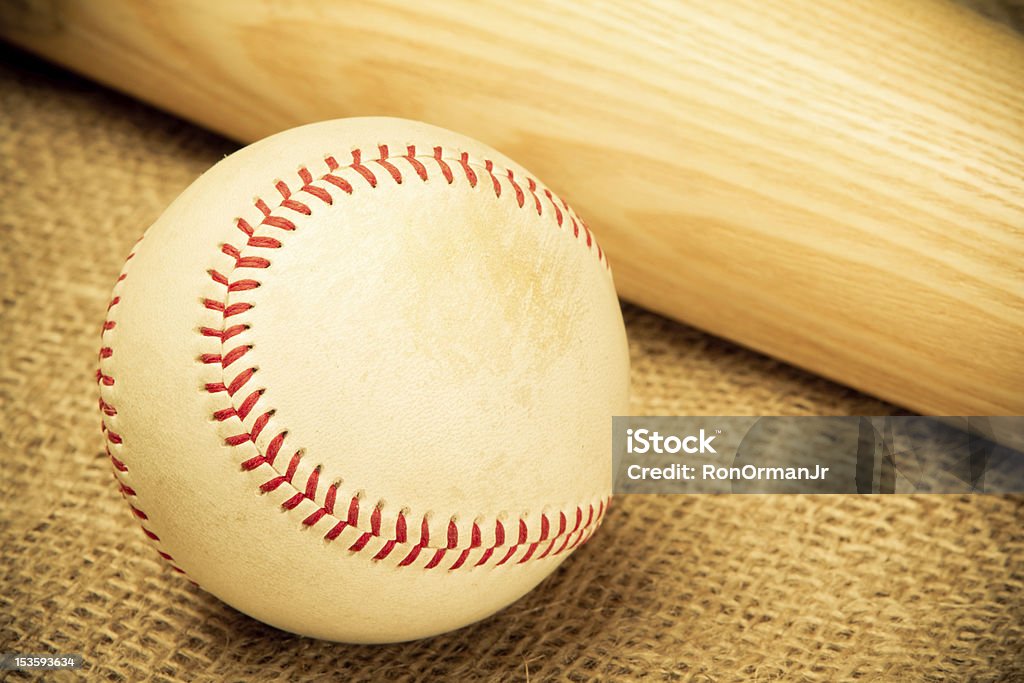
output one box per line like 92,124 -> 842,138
347,495 -> 360,527
228,279 -> 260,292
495,546 -> 518,567
370,506 -> 383,536
396,511 -> 408,543
350,532 -> 373,552
536,538 -> 557,560
421,515 -> 432,546
263,216 -> 296,232
457,153 -> 477,188
544,189 -> 564,227
494,518 -> 506,546
101,146 -> 610,578
449,549 -> 471,570
299,167 -> 333,205
474,547 -> 494,567
98,241 -> 188,577
350,149 -> 378,187
375,145 -> 403,184
247,236 -> 281,249
249,410 -> 273,441
324,482 -> 338,515
432,147 -> 454,184
526,178 -> 543,216
373,540 -> 397,561
398,544 -> 422,567
323,173 -> 354,194
424,549 -> 447,570
484,161 -> 501,198
447,520 -> 459,549
98,397 -> 116,416
281,197 -> 312,215
303,507 -> 327,527
517,543 -> 538,564
404,146 -> 428,181
506,170 -> 525,208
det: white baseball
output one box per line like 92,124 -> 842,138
97,117 -> 629,643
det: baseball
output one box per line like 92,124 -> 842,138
97,117 -> 630,643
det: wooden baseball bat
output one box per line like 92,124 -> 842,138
3,0 -> 1021,415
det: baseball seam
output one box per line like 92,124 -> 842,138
207,145 -> 610,570
102,144 -> 611,575
98,239 -> 190,578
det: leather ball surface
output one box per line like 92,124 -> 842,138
97,117 -> 629,643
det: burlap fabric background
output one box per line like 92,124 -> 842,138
1,8 -> 1022,680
